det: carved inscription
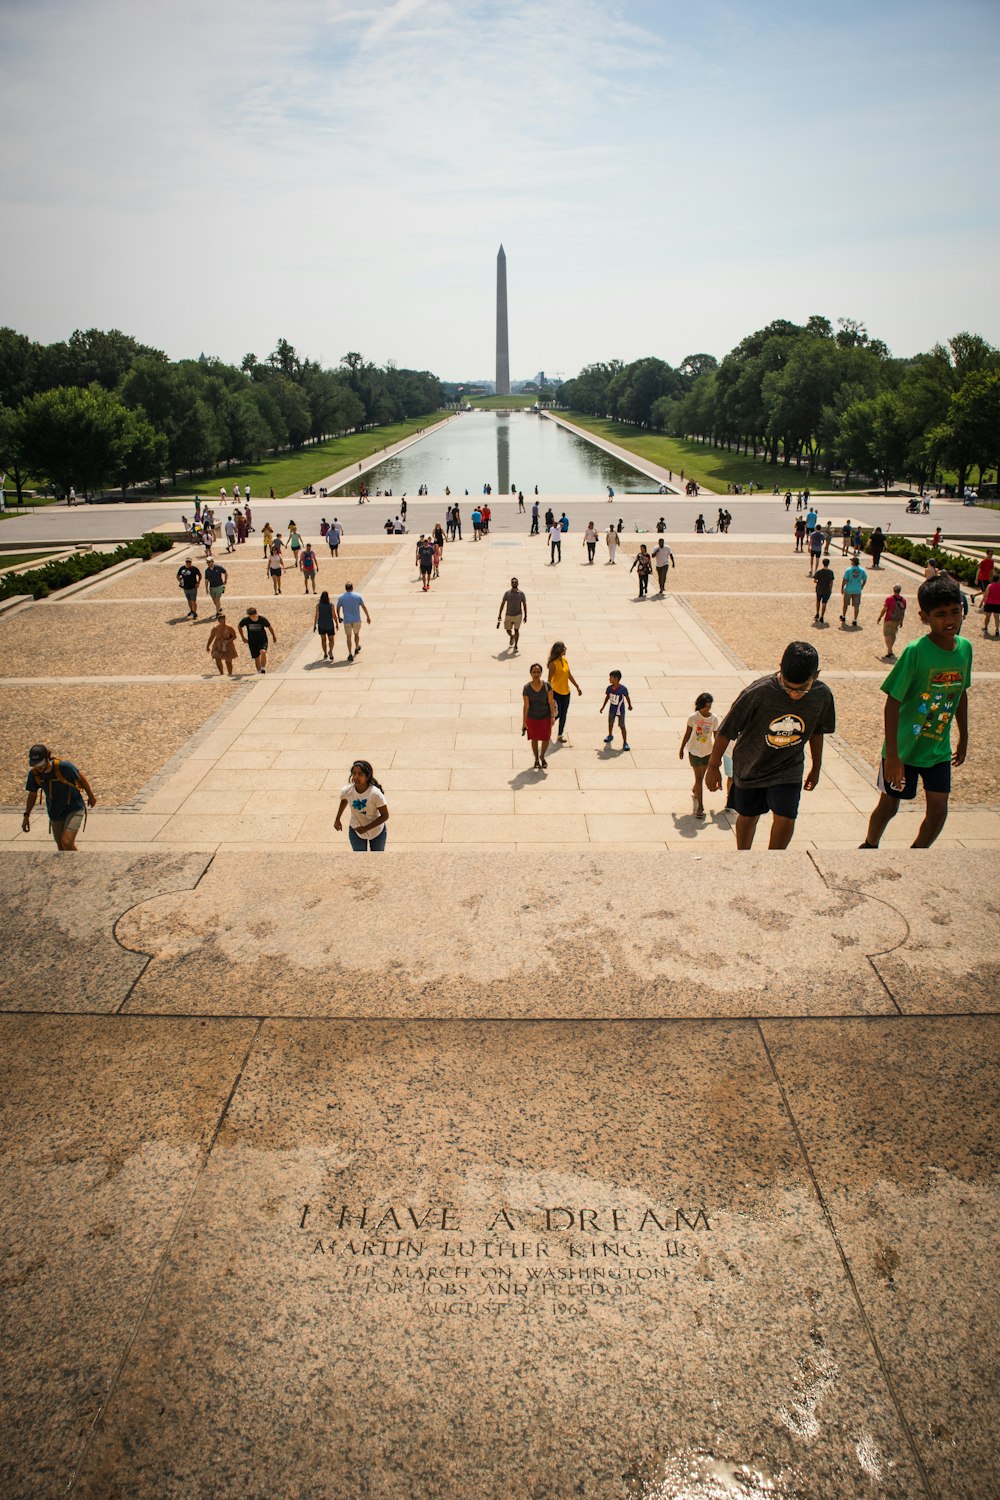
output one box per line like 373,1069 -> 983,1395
298,1201 -> 712,1318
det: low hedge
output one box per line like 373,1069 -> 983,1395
863,533 -> 979,587
0,532 -> 174,602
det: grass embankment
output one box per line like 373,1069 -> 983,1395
0,552 -> 57,569
171,413 -> 452,499
560,414 -> 869,496
468,394 -> 545,410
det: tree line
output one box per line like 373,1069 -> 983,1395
0,328 -> 443,501
556,317 -> 1000,495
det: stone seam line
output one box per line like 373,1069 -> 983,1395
110,852 -> 218,1014
756,1019 -> 939,1500
63,1017 -> 265,1497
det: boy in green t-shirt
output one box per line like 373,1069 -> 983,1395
861,575 -> 971,849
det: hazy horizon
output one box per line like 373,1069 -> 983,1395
3,0 -> 999,382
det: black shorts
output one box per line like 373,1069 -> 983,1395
877,758 -> 951,800
984,604 -> 1000,615
247,637 -> 267,658
728,781 -> 802,819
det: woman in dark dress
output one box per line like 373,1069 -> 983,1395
522,662 -> 556,771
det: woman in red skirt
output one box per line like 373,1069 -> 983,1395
522,662 -> 556,771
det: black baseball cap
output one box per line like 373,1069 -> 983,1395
28,744 -> 50,765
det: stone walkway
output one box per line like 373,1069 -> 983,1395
4,529 -> 997,852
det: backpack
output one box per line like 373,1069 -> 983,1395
30,756 -> 75,791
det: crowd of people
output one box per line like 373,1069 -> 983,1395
24,475 -> 988,857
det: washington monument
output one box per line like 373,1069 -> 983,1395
495,244 -> 510,397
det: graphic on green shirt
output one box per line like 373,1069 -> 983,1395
881,634 -> 972,767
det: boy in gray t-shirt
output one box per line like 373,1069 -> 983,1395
706,641 -> 835,849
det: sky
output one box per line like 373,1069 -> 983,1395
3,0 -> 999,381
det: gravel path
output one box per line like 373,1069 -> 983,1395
0,683 -> 238,805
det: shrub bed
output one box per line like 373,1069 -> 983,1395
0,533 -> 174,601
863,533 -> 980,586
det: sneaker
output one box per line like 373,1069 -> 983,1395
260,667 -> 266,673
347,653 -> 354,662
355,645 -> 361,655
622,742 -> 630,751
603,735 -> 613,744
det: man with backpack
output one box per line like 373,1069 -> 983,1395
877,584 -> 907,661
22,744 -> 96,850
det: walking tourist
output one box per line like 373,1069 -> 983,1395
870,526 -> 886,569
547,641 -> 582,742
287,522 -> 304,569
605,525 -> 619,565
203,559 -> 228,620
176,557 -> 202,619
601,671 -> 632,751
238,607 -> 276,673
840,555 -> 868,627
807,525 -> 824,576
300,543 -> 319,593
416,534 -> 434,591
337,582 -> 371,661
705,641 -> 835,850
549,520 -> 562,564
206,614 -> 238,676
972,550 -> 995,603
981,571 -> 1000,637
530,501 -> 540,535
22,744 -> 96,850
583,523 -> 599,562
651,539 -> 675,594
794,516 -> 806,552
497,577 -> 527,652
334,760 -> 389,850
267,544 -> 285,594
813,558 -> 835,624
678,693 -> 718,819
262,522 -> 274,558
877,583 -> 907,660
522,663 -> 556,770
860,575 -> 971,849
630,543 -> 652,597
314,590 -> 337,660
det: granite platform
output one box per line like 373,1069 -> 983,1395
1,847 -> 997,1499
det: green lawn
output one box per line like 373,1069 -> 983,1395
171,413 -> 452,499
560,414 -> 868,496
467,394 -> 547,410
0,551 -> 56,568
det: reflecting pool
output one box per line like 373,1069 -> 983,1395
334,411 -> 660,496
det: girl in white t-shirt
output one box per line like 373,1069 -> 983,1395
678,692 -> 719,819
334,760 -> 389,851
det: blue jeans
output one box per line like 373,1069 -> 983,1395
349,826 -> 386,851
550,540 -> 561,562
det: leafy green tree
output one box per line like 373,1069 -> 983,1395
929,369 -> 1000,495
13,384 -> 156,496
837,391 -> 908,490
114,410 -> 168,495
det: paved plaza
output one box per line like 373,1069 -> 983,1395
2,510 -> 997,1499
2,518 -> 998,850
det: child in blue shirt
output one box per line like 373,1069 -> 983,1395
601,671 -> 633,751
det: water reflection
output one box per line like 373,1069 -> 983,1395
334,411 -> 656,497
497,417 -> 510,497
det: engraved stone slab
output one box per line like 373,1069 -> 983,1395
73,1020 -> 923,1498
0,1014 -> 258,1498
763,1016 -> 1000,1500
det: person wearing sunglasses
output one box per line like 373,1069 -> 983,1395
705,641 -> 836,849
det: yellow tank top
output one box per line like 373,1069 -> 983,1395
549,657 -> 570,694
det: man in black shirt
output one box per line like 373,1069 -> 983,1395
813,558 -> 835,624
176,558 -> 202,619
706,641 -> 836,849
238,608 -> 276,674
